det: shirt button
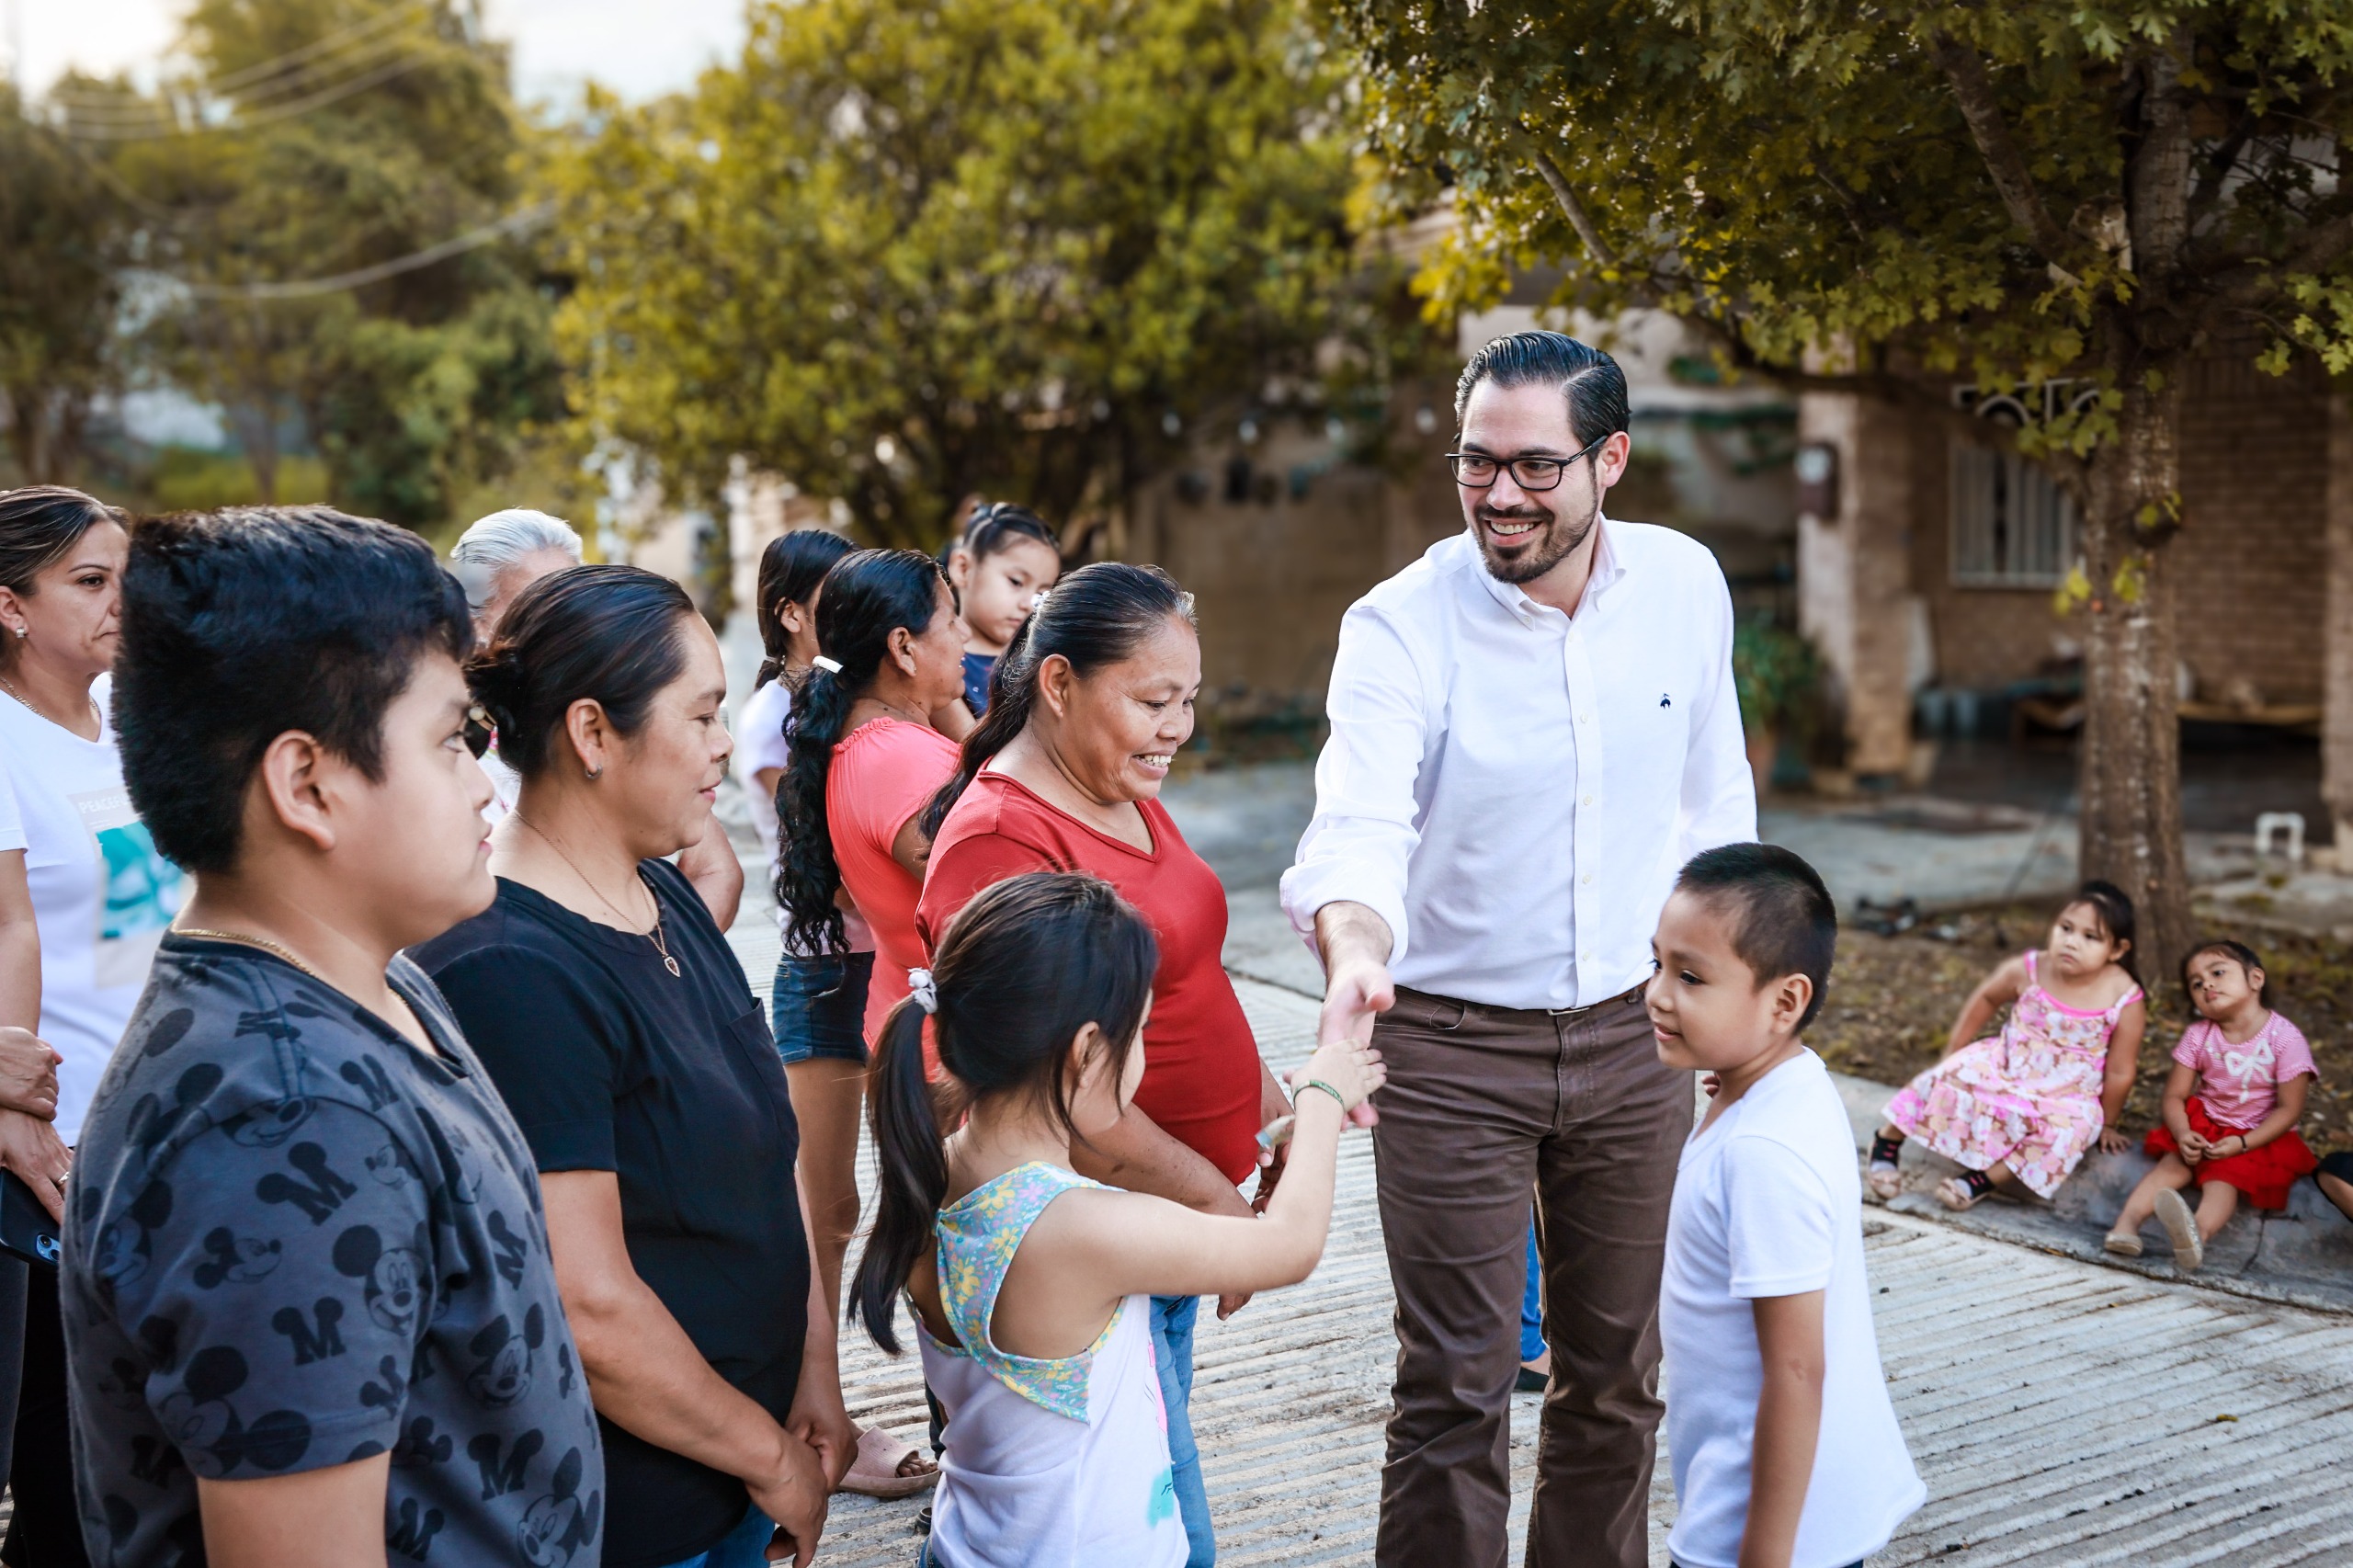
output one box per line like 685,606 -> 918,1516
1582,795 -> 1594,806
1577,712 -> 1589,725
1581,873 -> 1592,885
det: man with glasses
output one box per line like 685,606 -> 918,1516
1281,330 -> 1754,1565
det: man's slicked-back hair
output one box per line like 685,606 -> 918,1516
1454,330 -> 1630,448
116,506 -> 472,875
1674,843 -> 1838,1028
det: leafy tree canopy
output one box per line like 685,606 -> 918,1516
1328,0 -> 2353,966
83,0 -> 561,526
0,85 -> 130,483
547,0 -> 1436,547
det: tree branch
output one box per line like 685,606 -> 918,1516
1930,34 -> 2075,266
1520,137 -> 1621,272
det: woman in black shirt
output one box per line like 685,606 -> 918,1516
415,565 -> 850,1568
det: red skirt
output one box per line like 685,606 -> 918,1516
2144,1096 -> 2320,1210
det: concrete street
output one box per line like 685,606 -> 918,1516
714,764 -> 2353,1566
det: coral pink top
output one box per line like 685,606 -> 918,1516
827,718 -> 961,1042
2173,1013 -> 2315,1131
919,771 -> 1263,1184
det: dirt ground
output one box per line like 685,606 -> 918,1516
1810,903 -> 2353,1154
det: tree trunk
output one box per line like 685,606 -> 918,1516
2076,369 -> 2195,979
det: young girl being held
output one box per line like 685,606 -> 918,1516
854,871 -> 1381,1567
942,503 -> 1060,727
1868,881 -> 2145,1210
2106,940 -> 2318,1271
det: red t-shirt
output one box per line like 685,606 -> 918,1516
918,771 -> 1262,1184
828,718 -> 961,1042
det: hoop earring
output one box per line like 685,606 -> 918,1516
584,763 -> 603,781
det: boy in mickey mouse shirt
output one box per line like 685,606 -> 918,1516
63,507 -> 601,1568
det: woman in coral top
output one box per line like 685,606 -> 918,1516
775,545 -> 966,1501
915,562 -> 1293,1568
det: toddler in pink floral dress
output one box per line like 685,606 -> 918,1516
1868,881 -> 2147,1210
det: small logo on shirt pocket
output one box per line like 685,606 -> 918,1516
1659,694 -> 1672,708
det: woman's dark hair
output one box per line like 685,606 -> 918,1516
753,530 -> 857,689
852,870 -> 1156,1354
2063,878 -> 2140,984
467,564 -> 698,779
775,548 -> 949,954
2182,937 -> 2273,1007
919,562 -> 1194,839
0,487 -> 125,651
116,506 -> 471,874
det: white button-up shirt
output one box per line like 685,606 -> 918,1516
1280,519 -> 1756,1011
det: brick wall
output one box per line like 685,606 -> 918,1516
1909,348 -> 2328,701
2175,352 -> 2329,706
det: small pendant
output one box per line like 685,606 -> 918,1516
664,955 -> 682,977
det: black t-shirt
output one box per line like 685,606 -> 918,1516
63,939 -> 604,1568
414,858 -> 809,1568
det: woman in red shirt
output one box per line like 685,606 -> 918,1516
775,546 -> 965,1502
915,562 -> 1288,1568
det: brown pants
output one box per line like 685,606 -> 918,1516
1370,984 -> 1690,1568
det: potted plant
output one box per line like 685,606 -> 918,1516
1732,616 -> 1822,797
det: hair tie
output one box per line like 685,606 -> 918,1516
907,968 -> 938,1014
812,654 -> 843,674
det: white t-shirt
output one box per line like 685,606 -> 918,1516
737,676 -> 872,951
1662,1049 -> 1924,1568
0,677 -> 187,1142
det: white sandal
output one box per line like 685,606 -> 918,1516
2154,1188 -> 2204,1273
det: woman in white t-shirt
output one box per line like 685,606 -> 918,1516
746,528 -> 937,1498
0,484 -> 184,1563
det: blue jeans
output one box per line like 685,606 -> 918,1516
1519,1220 -> 1544,1363
1150,1293 -> 1215,1568
771,950 -> 874,1064
657,1503 -> 774,1568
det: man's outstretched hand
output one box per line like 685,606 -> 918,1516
1313,902 -> 1397,1130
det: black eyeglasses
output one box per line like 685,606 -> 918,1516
1447,432 -> 1609,491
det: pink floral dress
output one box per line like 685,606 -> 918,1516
1883,949 -> 2143,1198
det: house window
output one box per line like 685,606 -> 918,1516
1948,383 -> 2082,589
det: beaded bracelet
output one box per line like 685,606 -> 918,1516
1296,1078 -> 1348,1112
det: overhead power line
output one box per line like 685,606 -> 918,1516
176,200 -> 554,301
46,0 -> 426,108
62,50 -> 430,140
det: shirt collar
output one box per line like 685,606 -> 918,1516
1470,515 -> 1626,624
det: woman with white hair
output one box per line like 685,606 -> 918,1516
451,508 -> 743,926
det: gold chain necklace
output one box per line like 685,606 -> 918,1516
0,671 -> 99,733
514,814 -> 681,977
172,926 -> 325,981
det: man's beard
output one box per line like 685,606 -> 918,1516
1474,494 -> 1598,585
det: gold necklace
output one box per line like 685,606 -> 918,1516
514,814 -> 681,977
0,670 -> 98,733
172,926 -> 326,981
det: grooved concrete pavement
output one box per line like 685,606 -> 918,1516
710,919 -> 2353,1567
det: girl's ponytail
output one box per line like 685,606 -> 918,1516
773,548 -> 950,954
853,994 -> 947,1355
918,562 -> 1196,840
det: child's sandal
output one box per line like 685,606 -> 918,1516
2154,1187 -> 2205,1273
1865,1134 -> 1904,1201
2102,1231 -> 2143,1258
1936,1169 -> 1996,1211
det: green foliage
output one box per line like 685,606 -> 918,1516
0,85 -> 129,482
1327,0 -> 2353,450
1731,616 -> 1822,739
95,0 -> 561,527
146,445 -> 331,512
545,0 -> 1441,546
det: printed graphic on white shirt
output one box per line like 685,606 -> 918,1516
72,786 -> 184,987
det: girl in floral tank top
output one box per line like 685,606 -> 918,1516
847,871 -> 1383,1568
1870,881 -> 2147,1210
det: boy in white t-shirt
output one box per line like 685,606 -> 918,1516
1650,844 -> 1925,1568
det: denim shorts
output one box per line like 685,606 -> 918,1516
771,950 -> 874,1065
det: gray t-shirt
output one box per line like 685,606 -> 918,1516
63,936 -> 604,1568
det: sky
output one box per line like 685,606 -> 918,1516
7,0 -> 747,106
